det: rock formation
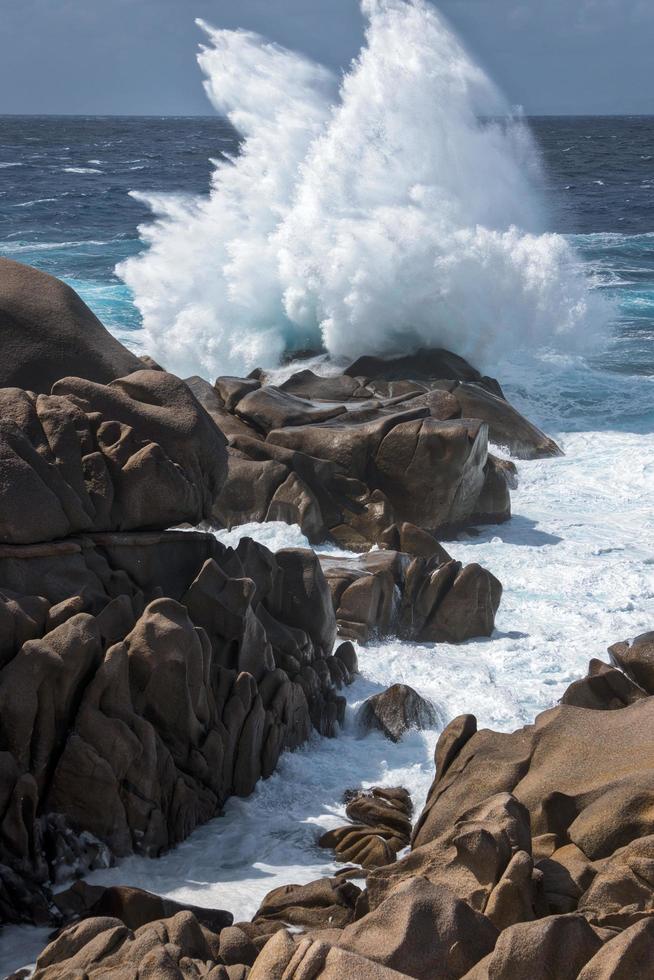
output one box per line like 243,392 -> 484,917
0,263 -> 358,929
0,257 -> 141,393
27,633 -> 654,978
358,685 -> 438,742
199,348 -> 556,550
5,262 -> 589,975
319,786 -> 414,869
319,548 -> 502,644
0,532 -> 355,925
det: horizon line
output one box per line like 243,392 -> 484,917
2,111 -> 654,120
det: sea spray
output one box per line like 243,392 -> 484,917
119,0 -> 606,379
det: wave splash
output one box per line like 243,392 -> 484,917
118,0 -> 606,380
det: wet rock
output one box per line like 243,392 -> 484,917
344,348 -> 502,394
334,640 -> 359,677
420,562 -> 502,643
453,382 -> 563,460
345,787 -> 414,839
319,787 -> 414,871
320,550 -> 501,645
202,347 -> 559,546
359,685 -> 438,742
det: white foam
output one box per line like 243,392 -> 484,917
213,520 -> 312,552
13,198 -> 58,208
119,0 -> 607,380
63,167 -> 103,174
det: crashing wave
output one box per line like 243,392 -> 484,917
118,0 -> 607,379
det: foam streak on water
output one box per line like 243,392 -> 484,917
118,0 -> 605,379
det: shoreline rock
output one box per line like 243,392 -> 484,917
26,630 -> 654,978
1,261 -> 589,978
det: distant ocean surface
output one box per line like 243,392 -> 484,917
0,114 -> 653,382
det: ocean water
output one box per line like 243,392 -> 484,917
1,114 -> 653,383
1,1 -> 653,973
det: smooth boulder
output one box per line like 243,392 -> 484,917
0,257 -> 141,393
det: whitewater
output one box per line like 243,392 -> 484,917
2,1 -> 654,974
118,0 -> 607,380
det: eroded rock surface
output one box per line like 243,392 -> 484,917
20,624 -> 654,978
0,533 -> 351,925
0,370 -> 228,544
358,686 -> 438,742
319,787 -> 414,870
203,350 -> 560,551
319,548 -> 502,644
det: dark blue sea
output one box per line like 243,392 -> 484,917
0,115 -> 653,382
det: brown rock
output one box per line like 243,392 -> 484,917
338,876 -> 498,979
461,913 -> 602,980
609,631 -> 654,694
577,918 -> 654,979
0,258 -> 141,393
359,685 -> 438,742
0,370 -> 228,545
248,930 -> 413,979
453,382 -> 563,460
344,349 -> 501,394
419,562 -> 502,643
561,658 -> 647,710
235,385 -> 347,434
413,700 -> 654,863
253,876 -> 361,930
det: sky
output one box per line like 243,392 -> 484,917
1,0 -> 653,116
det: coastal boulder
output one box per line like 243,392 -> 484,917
0,257 -> 141,393
0,370 -> 228,543
319,550 -> 502,645
608,631 -> 654,694
359,684 -> 438,742
319,787 -> 414,870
